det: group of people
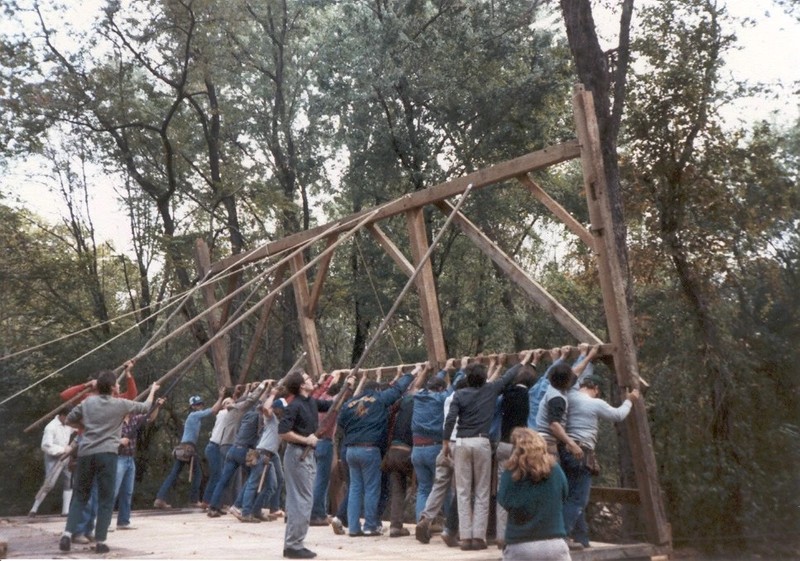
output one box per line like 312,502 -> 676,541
40,345 -> 638,560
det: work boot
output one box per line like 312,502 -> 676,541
441,532 -> 459,547
415,516 -> 431,544
59,536 -> 71,552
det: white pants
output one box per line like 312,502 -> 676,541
503,538 -> 571,561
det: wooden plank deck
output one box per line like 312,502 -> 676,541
1,509 -> 668,560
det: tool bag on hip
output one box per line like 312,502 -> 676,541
172,442 -> 196,463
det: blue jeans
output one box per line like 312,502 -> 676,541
203,442 -> 223,503
346,445 -> 382,534
268,452 -> 284,511
335,447 -> 349,526
253,454 -> 280,513
113,455 -> 136,526
67,453 -> 116,542
156,455 -> 202,503
311,438 -> 334,520
210,444 -> 249,510
240,452 -> 277,516
411,443 -> 441,521
560,446 -> 592,546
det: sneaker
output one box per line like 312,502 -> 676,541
472,538 -> 487,550
28,510 -> 37,518
309,517 -> 330,526
254,510 -> 270,521
207,508 -> 223,518
363,526 -> 384,536
107,525 -> 116,532
153,498 -> 171,509
270,509 -> 285,518
415,517 -> 431,544
117,524 -> 136,530
441,532 -> 459,547
59,535 -> 71,552
240,514 -> 261,523
389,527 -> 410,537
330,516 -> 345,535
283,547 -> 317,559
228,506 -> 243,520
72,534 -> 91,544
348,531 -> 364,537
94,542 -> 110,554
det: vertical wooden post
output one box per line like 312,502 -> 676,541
193,239 -> 233,389
289,253 -> 324,378
405,208 -> 447,366
572,85 -> 671,546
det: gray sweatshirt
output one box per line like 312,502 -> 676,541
564,388 -> 632,450
67,395 -> 150,456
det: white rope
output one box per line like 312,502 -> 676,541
0,251 -> 284,407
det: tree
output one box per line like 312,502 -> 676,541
623,0 -> 800,550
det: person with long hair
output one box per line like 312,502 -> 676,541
497,427 -> 571,561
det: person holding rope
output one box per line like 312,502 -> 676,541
279,369 -> 334,559
57,372 -> 160,553
154,388 -> 224,509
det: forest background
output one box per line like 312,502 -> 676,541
0,0 -> 798,557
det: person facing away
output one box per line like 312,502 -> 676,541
442,359 -> 518,551
337,365 -> 418,537
497,427 -> 571,561
58,371 -> 158,554
113,396 -> 164,530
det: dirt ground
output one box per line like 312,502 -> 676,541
1,509 -> 794,561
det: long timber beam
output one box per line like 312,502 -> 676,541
209,140 -> 582,275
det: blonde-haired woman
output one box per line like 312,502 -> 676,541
497,427 -> 571,561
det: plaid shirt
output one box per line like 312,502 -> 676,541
118,413 -> 148,456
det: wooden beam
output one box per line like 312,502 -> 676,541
589,486 -> 641,505
367,224 -> 414,277
572,84 -> 670,546
405,208 -> 447,365
434,201 -> 603,345
289,253 -> 324,378
307,235 -> 338,317
209,141 -> 582,275
193,239 -> 232,388
516,174 -> 595,250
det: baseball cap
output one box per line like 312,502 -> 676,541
189,395 -> 204,406
272,398 -> 287,411
580,374 -> 604,389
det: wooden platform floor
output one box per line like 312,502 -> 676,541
0,508 -> 668,560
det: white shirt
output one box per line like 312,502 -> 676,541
41,416 -> 76,457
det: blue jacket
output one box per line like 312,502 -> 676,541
411,369 -> 463,441
527,358 -> 563,428
338,373 -> 414,448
